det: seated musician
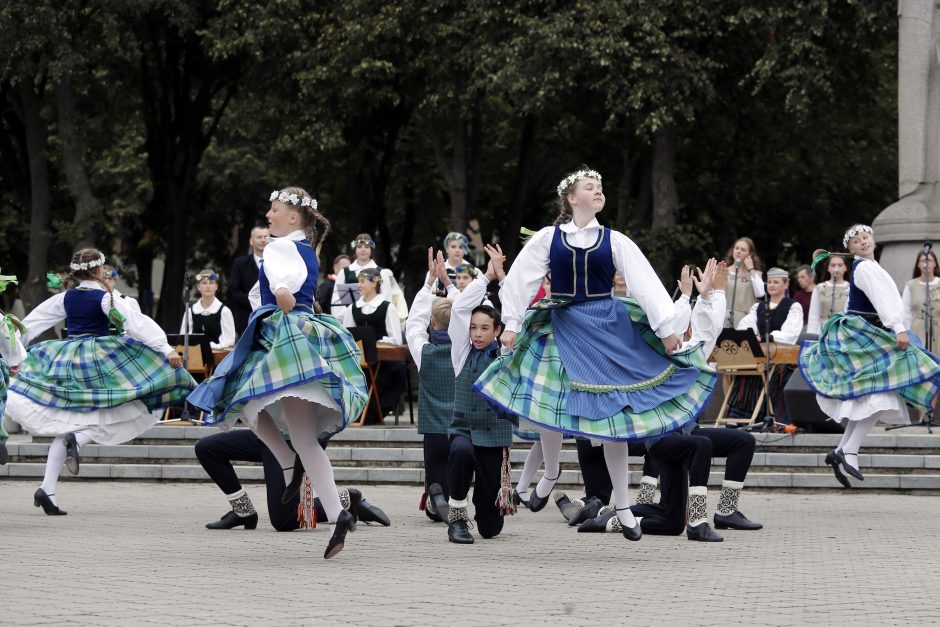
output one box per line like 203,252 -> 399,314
179,268 -> 236,350
729,267 -> 801,422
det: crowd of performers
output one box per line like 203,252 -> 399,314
2,169 -> 940,559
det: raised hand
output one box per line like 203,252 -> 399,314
484,243 -> 506,281
712,261 -> 729,293
425,247 -> 436,287
435,250 -> 452,288
677,265 -> 693,297
692,257 -> 718,296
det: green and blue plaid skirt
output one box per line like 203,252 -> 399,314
189,308 -> 368,434
474,297 -> 717,442
10,336 -> 195,411
799,313 -> 940,410
0,358 -> 9,441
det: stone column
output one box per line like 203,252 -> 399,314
874,0 -> 940,286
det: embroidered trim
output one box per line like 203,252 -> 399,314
571,364 -> 677,393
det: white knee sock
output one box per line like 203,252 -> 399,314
40,436 -> 68,505
837,420 -> 855,451
840,415 -> 879,470
602,441 -> 637,528
535,432 -> 562,498
284,405 -> 343,523
253,411 -> 298,485
515,441 -> 543,500
73,430 -> 94,449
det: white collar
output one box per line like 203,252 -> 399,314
192,298 -> 223,314
350,259 -> 378,271
277,230 -> 306,242
355,293 -> 386,309
559,218 -> 601,234
78,280 -> 103,290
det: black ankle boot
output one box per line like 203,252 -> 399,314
64,433 -> 80,475
33,488 -> 67,516
281,454 -> 305,504
324,510 -> 357,559
577,507 -> 615,533
568,496 -> 603,527
687,522 -> 723,542
428,483 -> 449,522
206,511 -> 258,530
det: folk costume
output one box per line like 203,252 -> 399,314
8,275 -> 194,514
180,296 -> 236,350
902,276 -> 940,354
405,284 -> 454,522
446,274 -> 514,544
800,225 -> 940,487
807,279 -> 850,335
724,266 -> 765,328
332,237 -> 408,322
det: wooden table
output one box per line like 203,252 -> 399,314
367,343 -> 415,425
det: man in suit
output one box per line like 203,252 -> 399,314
227,226 -> 268,336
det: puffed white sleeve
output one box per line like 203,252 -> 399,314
449,275 -> 489,374
214,306 -> 236,349
901,283 -> 914,331
770,303 -> 803,344
611,231 -> 675,337
262,239 -> 308,296
0,318 -> 26,366
736,302 -> 760,334
673,294 -> 692,337
807,287 -> 823,335
751,272 -> 766,298
690,290 -> 725,356
383,301 -> 403,344
21,293 -> 67,345
405,285 -> 434,369
248,281 -> 261,311
499,227 -> 552,334
855,261 -> 905,334
109,292 -> 175,357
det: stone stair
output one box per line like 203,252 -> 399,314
3,424 -> 940,491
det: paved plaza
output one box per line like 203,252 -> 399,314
1,480 -> 935,626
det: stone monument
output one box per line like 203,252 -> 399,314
874,0 -> 940,286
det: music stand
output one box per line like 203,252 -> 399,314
332,283 -> 361,308
710,328 -> 769,428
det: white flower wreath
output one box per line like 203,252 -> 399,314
269,190 -> 318,211
842,224 -> 873,249
556,169 -> 602,197
69,253 -> 106,272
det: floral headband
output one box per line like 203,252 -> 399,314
453,265 -> 478,277
444,232 -> 469,253
351,238 -> 376,249
357,270 -> 381,283
195,271 -> 219,282
842,224 -> 873,249
70,253 -> 106,272
269,190 -> 318,211
556,169 -> 602,197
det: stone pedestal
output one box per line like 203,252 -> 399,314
874,187 -> 940,287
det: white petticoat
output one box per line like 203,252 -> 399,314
6,390 -> 160,445
815,391 -> 909,425
240,381 -> 343,441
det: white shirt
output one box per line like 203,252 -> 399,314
21,280 -> 175,356
449,274 -> 491,375
0,315 -> 26,367
499,220 -> 676,337
248,230 -> 309,311
179,297 -> 236,349
807,280 -> 849,334
341,293 -> 402,345
728,268 -> 766,299
852,257 -> 905,334
736,299 -> 804,344
689,291 -> 725,357
405,284 -> 436,371
901,276 -> 940,330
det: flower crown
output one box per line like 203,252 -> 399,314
269,190 -> 318,211
195,271 -> 218,282
556,169 -> 602,197
70,253 -> 106,272
351,238 -> 376,249
842,224 -> 873,249
357,270 -> 381,283
453,265 -> 478,277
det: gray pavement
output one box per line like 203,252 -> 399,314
1,480 -> 936,626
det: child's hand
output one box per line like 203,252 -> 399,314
485,244 -> 506,281
501,330 -> 517,351
692,258 -> 718,297
712,261 -> 729,293
426,247 -> 436,287
275,287 -> 296,314
677,265 -> 693,297
169,353 -> 183,368
435,251 -> 452,288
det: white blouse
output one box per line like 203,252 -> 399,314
852,257 -> 905,334
499,219 -> 676,338
179,297 -> 236,349
901,276 -> 940,330
728,268 -> 766,299
736,300 -> 804,344
341,293 -> 402,345
21,280 -> 175,356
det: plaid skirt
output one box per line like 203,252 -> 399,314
799,313 -> 940,412
188,308 -> 368,438
475,297 -> 717,442
10,336 -> 195,411
0,358 -> 8,439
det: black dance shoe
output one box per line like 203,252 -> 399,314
33,488 -> 67,516
824,450 -> 852,488
205,510 -> 258,530
428,483 -> 449,522
281,454 -> 305,505
713,511 -> 763,530
554,493 -> 578,521
577,507 -> 615,533
621,520 -> 642,541
324,510 -> 357,559
0,441 -> 8,465
568,496 -> 603,527
447,520 -> 475,544
512,489 -> 530,510
348,489 -> 391,526
64,432 -> 80,475
835,449 -> 864,481
686,523 -> 723,542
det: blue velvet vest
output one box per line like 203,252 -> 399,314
64,288 -> 109,336
847,258 -> 878,316
259,239 -> 319,311
549,226 -> 615,302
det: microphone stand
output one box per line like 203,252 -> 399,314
748,290 -> 785,433
727,260 -> 741,328
888,241 -> 940,432
163,279 -> 205,425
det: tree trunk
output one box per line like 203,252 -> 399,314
429,116 -> 469,233
12,80 -> 51,311
615,132 -> 633,233
651,124 -> 678,276
57,79 -> 99,249
502,114 -> 538,261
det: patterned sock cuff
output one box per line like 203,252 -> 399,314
722,480 -> 744,490
640,475 -> 659,486
688,485 -> 708,496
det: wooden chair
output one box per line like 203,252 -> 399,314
160,342 -> 210,423
350,338 -> 383,427
710,330 -> 771,428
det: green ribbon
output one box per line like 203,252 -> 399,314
46,273 -> 63,290
519,227 -> 537,237
108,307 -> 127,335
810,251 -> 831,272
1,313 -> 25,351
0,268 -> 18,294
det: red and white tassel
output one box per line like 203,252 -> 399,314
296,473 -> 316,529
495,447 -> 516,516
